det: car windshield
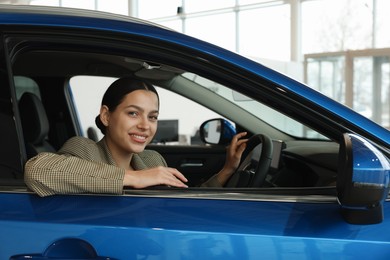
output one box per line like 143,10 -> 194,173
183,72 -> 328,140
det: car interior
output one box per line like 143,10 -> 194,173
3,33 -> 341,193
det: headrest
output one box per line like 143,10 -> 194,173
19,92 -> 50,145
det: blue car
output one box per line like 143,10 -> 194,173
1,5 -> 389,260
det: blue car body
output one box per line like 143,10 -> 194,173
0,5 -> 389,260
2,193 -> 390,259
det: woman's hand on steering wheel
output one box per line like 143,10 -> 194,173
226,134 -> 273,188
216,132 -> 248,186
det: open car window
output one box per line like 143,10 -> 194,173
69,71 -> 328,144
8,32 -> 344,192
182,72 -> 328,140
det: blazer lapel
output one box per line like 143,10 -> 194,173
131,154 -> 148,170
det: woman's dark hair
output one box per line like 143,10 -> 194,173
95,77 -> 159,135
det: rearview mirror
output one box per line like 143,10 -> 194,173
199,118 -> 236,145
337,133 -> 390,224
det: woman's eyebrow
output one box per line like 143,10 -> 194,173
125,105 -> 159,114
125,104 -> 142,110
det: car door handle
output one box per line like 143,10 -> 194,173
10,238 -> 115,260
180,160 -> 204,168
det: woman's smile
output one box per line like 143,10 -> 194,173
129,133 -> 148,143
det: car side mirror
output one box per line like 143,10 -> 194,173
337,133 -> 390,224
199,118 -> 236,145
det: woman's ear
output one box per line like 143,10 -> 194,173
100,105 -> 110,127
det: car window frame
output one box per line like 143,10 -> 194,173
0,33 -> 25,182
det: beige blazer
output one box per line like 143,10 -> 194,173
24,137 -> 220,197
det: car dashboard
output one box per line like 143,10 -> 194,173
267,140 -> 339,188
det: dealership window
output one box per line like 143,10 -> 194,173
302,0 -> 390,54
375,0 -> 390,48
353,56 -> 390,128
186,12 -> 236,52
238,4 -> 290,61
28,0 -> 390,62
305,50 -> 390,129
305,56 -> 345,103
135,0 -> 292,61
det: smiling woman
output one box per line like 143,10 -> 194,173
24,77 -> 188,195
23,77 -> 248,196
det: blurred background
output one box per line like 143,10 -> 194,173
2,0 -> 389,131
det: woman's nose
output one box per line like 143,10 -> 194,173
137,116 -> 150,129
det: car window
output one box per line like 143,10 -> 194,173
69,72 -> 328,143
5,32 -> 344,193
183,72 -> 328,140
69,75 -> 224,145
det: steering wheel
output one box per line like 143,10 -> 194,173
225,134 -> 273,188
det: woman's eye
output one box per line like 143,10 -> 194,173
149,115 -> 158,121
128,111 -> 138,117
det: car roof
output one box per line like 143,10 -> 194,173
1,5 -> 186,79
0,4 -> 167,29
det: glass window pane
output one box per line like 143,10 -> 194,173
138,0 -> 182,19
306,60 -> 320,88
306,56 -> 345,103
302,0 -> 373,54
375,0 -> 390,48
184,0 -> 235,13
353,56 -> 390,129
238,4 -> 290,61
380,61 -> 390,128
183,72 -> 326,139
186,13 -> 236,52
354,57 -> 373,119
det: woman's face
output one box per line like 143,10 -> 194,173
101,89 -> 159,155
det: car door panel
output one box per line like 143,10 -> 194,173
148,144 -> 227,187
2,192 -> 390,259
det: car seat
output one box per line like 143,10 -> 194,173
18,92 -> 56,159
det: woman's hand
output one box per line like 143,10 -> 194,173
123,166 -> 188,188
216,132 -> 248,185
